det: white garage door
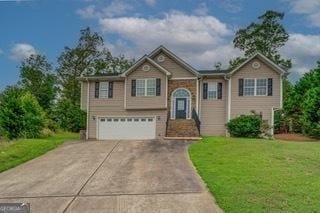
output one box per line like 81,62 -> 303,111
98,117 -> 156,140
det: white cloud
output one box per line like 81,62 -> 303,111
10,43 -> 37,61
76,5 -> 97,19
217,0 -> 243,13
287,0 -> 320,27
99,11 -> 238,68
77,1 -> 132,19
145,0 -> 156,6
281,33 -> 320,81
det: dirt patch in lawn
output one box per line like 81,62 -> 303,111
274,133 -> 318,142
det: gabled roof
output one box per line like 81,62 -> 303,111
229,52 -> 288,76
121,55 -> 171,77
148,45 -> 200,77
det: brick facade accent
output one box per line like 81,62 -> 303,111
167,79 -> 197,112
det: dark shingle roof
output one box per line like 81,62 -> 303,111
82,72 -> 121,77
197,69 -> 230,75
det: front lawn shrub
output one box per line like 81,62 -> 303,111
227,113 -> 262,138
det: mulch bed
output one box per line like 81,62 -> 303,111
274,133 -> 318,142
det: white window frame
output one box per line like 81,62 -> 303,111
99,81 -> 109,98
256,78 -> 268,96
136,78 -> 156,97
207,82 -> 218,100
243,78 -> 268,96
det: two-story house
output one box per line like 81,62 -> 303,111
79,46 -> 286,140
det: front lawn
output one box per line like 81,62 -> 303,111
0,132 -> 79,173
189,137 -> 320,212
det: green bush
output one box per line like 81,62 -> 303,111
53,99 -> 86,132
227,114 -> 262,138
20,92 -> 45,138
0,87 -> 25,139
301,87 -> 320,138
0,87 -> 45,139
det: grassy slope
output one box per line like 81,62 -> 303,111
189,137 -> 320,212
0,132 -> 79,173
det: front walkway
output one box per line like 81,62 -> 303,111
0,140 -> 221,213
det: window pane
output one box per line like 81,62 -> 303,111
256,79 -> 267,96
99,82 -> 109,98
147,79 -> 156,96
136,79 -> 145,96
244,79 -> 255,96
208,82 -> 217,99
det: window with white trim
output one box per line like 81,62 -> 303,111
99,81 -> 109,98
244,79 -> 255,96
256,79 -> 267,96
136,78 -> 156,96
208,82 -> 217,99
244,78 -> 268,96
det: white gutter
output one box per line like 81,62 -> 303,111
280,74 -> 283,108
196,78 -> 199,114
86,78 -> 90,140
227,76 -> 231,121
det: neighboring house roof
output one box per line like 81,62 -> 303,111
121,55 -> 171,77
228,52 -> 288,76
148,45 -> 200,77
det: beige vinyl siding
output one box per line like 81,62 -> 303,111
87,81 -> 166,139
200,78 -> 227,135
230,58 -> 281,126
80,81 -> 88,110
126,62 -> 167,109
151,52 -> 195,78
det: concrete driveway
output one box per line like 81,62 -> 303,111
0,140 -> 221,213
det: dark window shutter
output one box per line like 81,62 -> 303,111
203,83 -> 208,99
218,82 -> 223,99
156,78 -> 161,96
95,82 -> 99,98
239,79 -> 244,96
268,78 -> 273,96
131,80 -> 136,96
108,81 -> 113,98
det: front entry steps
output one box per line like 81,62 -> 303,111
166,119 -> 200,137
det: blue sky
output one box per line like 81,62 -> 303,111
1,0 -> 320,89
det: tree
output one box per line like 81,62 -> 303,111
57,27 -> 133,105
20,92 -> 46,138
52,99 -> 86,132
0,87 -> 45,139
301,87 -> 320,138
230,10 -> 291,70
19,54 -> 57,111
0,86 -> 25,139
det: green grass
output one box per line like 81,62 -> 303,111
0,132 -> 79,173
189,137 -> 320,212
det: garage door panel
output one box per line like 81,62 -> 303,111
98,117 -> 156,140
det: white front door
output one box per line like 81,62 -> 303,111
98,117 -> 156,140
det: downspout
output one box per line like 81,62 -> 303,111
86,78 -> 90,140
224,74 -> 231,136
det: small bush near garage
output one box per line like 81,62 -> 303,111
227,114 -> 262,138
